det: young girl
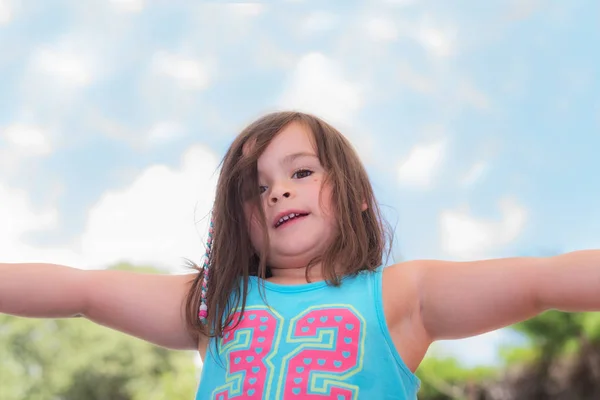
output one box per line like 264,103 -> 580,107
1,111 -> 599,399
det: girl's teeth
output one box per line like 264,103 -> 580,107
278,213 -> 301,227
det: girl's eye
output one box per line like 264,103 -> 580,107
293,169 -> 313,179
259,186 -> 267,194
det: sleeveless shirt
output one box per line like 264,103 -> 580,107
195,266 -> 420,399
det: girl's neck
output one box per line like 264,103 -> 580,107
267,263 -> 326,285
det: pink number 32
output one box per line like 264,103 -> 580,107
212,305 -> 365,400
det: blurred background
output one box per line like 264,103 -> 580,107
1,0 -> 599,399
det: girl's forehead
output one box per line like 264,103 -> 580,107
257,123 -> 316,165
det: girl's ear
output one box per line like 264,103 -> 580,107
361,201 -> 368,211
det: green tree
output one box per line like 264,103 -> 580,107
414,311 -> 600,400
416,355 -> 499,400
497,311 -> 600,399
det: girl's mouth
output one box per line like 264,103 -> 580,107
274,212 -> 309,228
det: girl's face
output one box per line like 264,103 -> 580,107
245,122 -> 337,270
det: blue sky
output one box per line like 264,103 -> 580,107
1,0 -> 599,367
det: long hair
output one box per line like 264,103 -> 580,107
185,111 -> 392,340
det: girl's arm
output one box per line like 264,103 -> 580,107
398,250 -> 600,341
0,263 -> 200,350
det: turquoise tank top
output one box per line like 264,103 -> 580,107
195,266 -> 420,399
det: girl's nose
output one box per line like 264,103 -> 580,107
269,190 -> 291,205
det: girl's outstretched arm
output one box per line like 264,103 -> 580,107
400,250 -> 600,341
0,263 -> 200,350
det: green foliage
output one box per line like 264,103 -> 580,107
580,312 -> 600,341
416,355 -> 499,400
498,343 -> 540,365
512,311 -> 583,349
0,263 -> 198,400
510,311 -> 600,358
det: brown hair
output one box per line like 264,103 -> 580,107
185,111 -> 392,340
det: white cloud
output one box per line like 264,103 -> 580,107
419,28 -> 453,57
2,123 -> 52,155
300,11 -> 338,34
440,198 -> 527,259
459,81 -> 491,111
383,0 -> 417,5
279,52 -> 363,127
415,16 -> 456,58
365,16 -> 398,42
150,51 -> 214,90
0,123 -> 54,180
146,121 -> 186,146
0,144 -> 219,271
109,0 -> 144,14
0,184 -> 57,247
84,111 -> 186,149
461,162 -> 488,186
30,44 -> 95,87
507,0 -> 542,21
20,30 -> 121,119
0,0 -> 12,25
0,183 -> 68,263
397,61 -> 436,94
397,139 -> 446,188
227,2 -> 264,18
78,145 -> 219,270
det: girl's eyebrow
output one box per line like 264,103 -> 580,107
281,152 -> 318,165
